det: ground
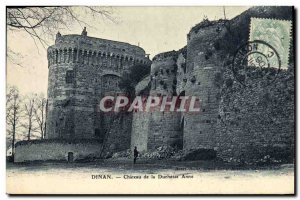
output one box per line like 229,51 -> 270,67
6,159 -> 295,195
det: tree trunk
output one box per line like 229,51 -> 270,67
28,122 -> 31,141
41,128 -> 44,139
12,107 -> 16,158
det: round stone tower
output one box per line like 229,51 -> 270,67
146,51 -> 183,150
46,29 -> 150,152
150,51 -> 178,96
184,20 -> 228,150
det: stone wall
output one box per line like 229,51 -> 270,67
14,139 -> 103,163
131,111 -> 150,152
147,111 -> 183,150
131,108 -> 183,152
101,112 -> 133,152
216,67 -> 295,164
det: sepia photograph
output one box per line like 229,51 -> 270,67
5,5 -> 295,195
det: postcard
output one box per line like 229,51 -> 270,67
6,6 -> 295,195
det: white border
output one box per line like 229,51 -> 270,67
1,1 -> 298,199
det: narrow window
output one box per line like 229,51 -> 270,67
66,70 -> 74,84
95,128 -> 104,143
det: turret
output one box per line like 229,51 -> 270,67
81,27 -> 87,36
46,29 -> 150,150
183,19 -> 229,150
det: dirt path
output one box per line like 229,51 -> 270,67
6,161 -> 294,194
7,160 -> 294,194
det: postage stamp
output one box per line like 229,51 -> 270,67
249,17 -> 292,69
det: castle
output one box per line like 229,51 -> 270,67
15,6 -> 294,164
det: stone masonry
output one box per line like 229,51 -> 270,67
131,6 -> 294,163
15,6 -> 294,163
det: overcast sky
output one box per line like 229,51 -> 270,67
7,6 -> 250,96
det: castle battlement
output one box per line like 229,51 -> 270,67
47,31 -> 150,68
187,19 -> 229,41
152,50 -> 178,62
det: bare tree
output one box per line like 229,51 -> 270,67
7,7 -> 116,51
22,94 -> 38,140
6,86 -> 22,156
33,94 -> 47,139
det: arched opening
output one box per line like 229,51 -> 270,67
101,74 -> 122,93
67,152 -> 74,162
